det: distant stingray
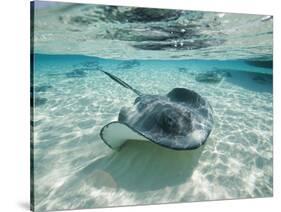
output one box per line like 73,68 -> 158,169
65,69 -> 88,78
100,71 -> 214,150
195,71 -> 223,83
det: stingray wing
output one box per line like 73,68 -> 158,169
100,121 -> 149,149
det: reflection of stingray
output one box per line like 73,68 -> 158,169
100,71 -> 213,150
47,141 -> 203,196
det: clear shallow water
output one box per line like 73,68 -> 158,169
31,1 -> 273,211
32,54 -> 272,211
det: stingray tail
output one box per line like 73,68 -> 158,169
101,71 -> 142,96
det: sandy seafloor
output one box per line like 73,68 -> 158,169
32,54 -> 273,211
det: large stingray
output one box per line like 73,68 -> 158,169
100,71 -> 214,150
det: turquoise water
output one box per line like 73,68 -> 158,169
31,1 -> 273,212
32,54 -> 272,211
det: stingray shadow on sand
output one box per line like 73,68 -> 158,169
51,141 -> 204,196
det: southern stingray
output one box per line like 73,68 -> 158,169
100,71 -> 214,150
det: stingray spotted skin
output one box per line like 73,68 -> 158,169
100,71 -> 214,150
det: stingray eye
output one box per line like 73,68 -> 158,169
135,97 -> 148,111
134,97 -> 141,104
137,101 -> 147,111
